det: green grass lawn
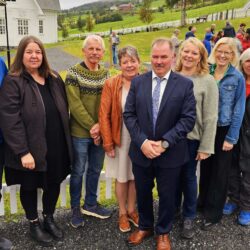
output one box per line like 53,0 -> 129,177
57,17 -> 250,63
58,0 -> 248,37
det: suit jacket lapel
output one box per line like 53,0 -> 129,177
158,71 -> 177,116
144,72 -> 153,125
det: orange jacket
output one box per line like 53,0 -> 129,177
99,74 -> 123,152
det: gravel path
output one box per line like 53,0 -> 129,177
1,48 -> 81,73
0,201 -> 249,250
45,48 -> 80,72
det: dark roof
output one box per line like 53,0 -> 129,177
36,0 -> 61,11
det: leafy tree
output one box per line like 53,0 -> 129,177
57,14 -> 65,28
77,16 -> 86,31
86,14 -> 95,32
62,25 -> 69,38
158,6 -> 165,13
68,16 -> 76,29
165,0 -> 198,26
139,0 -> 153,24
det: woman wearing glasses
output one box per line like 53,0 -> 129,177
198,37 -> 246,229
223,49 -> 250,225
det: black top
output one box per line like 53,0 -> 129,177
5,81 -> 70,189
37,82 -> 70,183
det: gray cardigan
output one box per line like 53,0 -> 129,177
186,74 -> 219,154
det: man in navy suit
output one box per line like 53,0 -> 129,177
123,38 -> 196,250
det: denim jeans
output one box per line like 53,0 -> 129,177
112,46 -> 118,65
70,137 -> 105,208
176,139 -> 199,219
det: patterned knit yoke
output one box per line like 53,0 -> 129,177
65,63 -> 109,138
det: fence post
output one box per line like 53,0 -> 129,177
225,9 -> 229,19
10,186 -> 18,214
0,188 -> 5,216
105,178 -> 112,199
60,179 -> 67,207
37,189 -> 43,211
219,12 -> 223,20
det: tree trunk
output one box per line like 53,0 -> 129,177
181,0 -> 187,26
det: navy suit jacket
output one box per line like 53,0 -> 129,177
123,70 -> 196,168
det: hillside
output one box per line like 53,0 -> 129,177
58,0 -> 249,37
61,0 -> 131,12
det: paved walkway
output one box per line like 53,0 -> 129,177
45,47 -> 80,72
0,201 -> 249,250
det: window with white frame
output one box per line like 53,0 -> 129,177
18,19 -> 29,35
0,18 -> 5,34
39,20 -> 43,34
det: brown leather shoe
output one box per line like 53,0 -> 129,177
128,211 -> 139,227
156,234 -> 171,250
119,214 -> 131,232
128,229 -> 153,245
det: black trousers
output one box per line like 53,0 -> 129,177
228,143 -> 250,211
20,183 -> 60,220
198,126 -> 233,223
132,162 -> 181,235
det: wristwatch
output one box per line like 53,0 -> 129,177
161,140 -> 169,149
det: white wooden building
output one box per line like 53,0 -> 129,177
0,0 -> 60,47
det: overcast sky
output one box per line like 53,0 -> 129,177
59,0 -> 100,10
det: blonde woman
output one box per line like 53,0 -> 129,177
175,37 -> 218,238
223,48 -> 250,225
198,37 -> 246,229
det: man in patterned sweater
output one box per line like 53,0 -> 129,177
65,35 -> 111,228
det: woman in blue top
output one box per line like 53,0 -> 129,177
198,37 -> 246,229
223,48 -> 250,225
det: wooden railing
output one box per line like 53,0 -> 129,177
0,171 -> 112,216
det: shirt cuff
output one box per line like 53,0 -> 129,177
140,139 -> 148,149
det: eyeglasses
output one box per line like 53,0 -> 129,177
215,50 -> 232,57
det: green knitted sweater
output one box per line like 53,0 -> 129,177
65,63 -> 109,138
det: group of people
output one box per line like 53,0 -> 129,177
181,22 -> 250,57
0,30 -> 249,250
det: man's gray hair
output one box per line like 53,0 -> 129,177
82,34 -> 105,50
151,38 -> 174,52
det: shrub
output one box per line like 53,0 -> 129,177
95,13 -> 123,24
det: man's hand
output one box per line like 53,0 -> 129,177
21,153 -> 35,170
153,141 -> 167,154
106,149 -> 115,158
222,141 -> 234,151
196,152 -> 210,161
93,136 -> 101,146
90,123 -> 100,139
141,140 -> 161,159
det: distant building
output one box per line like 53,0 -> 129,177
110,5 -> 118,11
118,3 -> 134,12
0,0 -> 60,47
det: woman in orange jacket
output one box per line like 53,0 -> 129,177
99,46 -> 140,233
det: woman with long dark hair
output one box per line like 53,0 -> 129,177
0,36 -> 72,246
